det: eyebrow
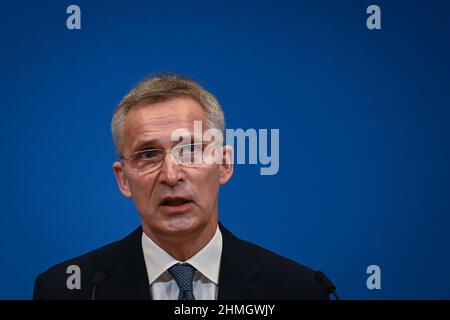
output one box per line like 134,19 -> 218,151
131,139 -> 160,152
130,134 -> 197,152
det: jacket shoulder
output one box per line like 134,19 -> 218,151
234,236 -> 329,300
33,228 -> 141,300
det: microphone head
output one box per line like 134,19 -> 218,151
91,270 -> 107,286
314,271 -> 336,292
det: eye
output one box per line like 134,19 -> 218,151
190,143 -> 203,153
178,143 -> 202,155
139,149 -> 161,160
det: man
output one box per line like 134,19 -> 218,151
33,74 -> 329,300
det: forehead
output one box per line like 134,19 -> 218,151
123,97 -> 207,150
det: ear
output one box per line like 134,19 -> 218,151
219,145 -> 234,185
113,161 -> 132,198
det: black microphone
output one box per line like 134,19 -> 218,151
91,270 -> 107,300
314,271 -> 341,300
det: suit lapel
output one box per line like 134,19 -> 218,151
217,224 -> 261,299
94,224 -> 261,300
97,226 -> 152,300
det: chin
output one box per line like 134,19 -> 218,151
142,210 -> 214,238
161,215 -> 202,235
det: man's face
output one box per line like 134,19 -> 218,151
113,97 -> 233,240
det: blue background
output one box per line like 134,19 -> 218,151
1,0 -> 449,299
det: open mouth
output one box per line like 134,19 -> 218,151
160,197 -> 192,206
159,196 -> 193,213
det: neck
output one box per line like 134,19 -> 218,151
142,219 -> 218,261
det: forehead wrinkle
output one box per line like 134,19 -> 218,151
122,97 -> 209,153
130,118 -> 201,139
125,117 -> 206,152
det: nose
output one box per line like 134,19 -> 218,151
158,153 -> 183,186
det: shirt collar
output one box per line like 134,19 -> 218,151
141,225 -> 222,285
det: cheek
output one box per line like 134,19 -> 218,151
128,175 -> 157,205
194,167 -> 221,198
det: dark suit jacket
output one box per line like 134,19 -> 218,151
33,224 -> 328,300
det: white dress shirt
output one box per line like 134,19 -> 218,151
141,226 -> 222,300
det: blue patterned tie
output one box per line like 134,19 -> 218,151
168,263 -> 196,300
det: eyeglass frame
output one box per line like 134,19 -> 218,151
120,142 -> 222,174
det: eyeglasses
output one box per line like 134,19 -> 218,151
121,143 -> 212,174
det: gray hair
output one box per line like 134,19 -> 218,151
111,74 -> 225,156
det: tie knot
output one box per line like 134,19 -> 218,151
168,263 -> 196,292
